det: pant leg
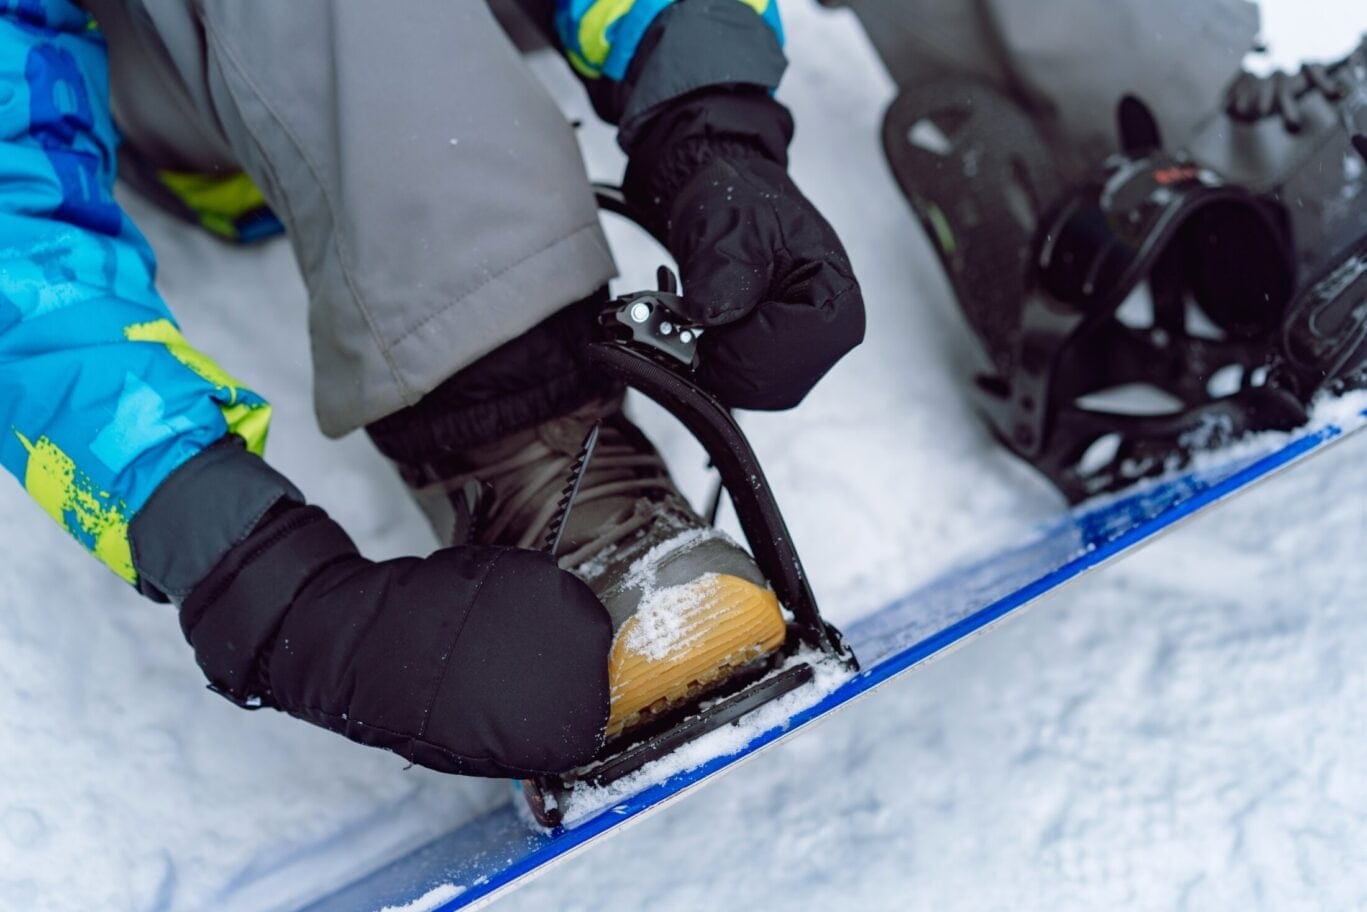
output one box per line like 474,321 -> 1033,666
839,0 -> 1008,94
92,0 -> 617,438
845,0 -> 1260,173
984,0 -> 1261,165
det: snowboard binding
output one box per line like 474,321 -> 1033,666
882,46 -> 1367,502
519,218 -> 855,827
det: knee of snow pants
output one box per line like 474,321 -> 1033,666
87,0 -> 618,437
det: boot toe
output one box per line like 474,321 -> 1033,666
605,572 -> 785,738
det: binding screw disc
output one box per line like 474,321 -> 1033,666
629,302 -> 652,323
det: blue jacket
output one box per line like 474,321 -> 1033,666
0,0 -> 780,586
0,0 -> 270,583
558,0 -> 780,81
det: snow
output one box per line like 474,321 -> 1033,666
0,2 -> 1363,911
618,573 -> 717,662
375,884 -> 464,912
602,525 -> 753,662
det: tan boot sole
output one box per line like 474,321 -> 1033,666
606,573 -> 787,739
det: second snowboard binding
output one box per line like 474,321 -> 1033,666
881,40 -> 1367,502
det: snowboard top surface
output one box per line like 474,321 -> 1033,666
304,407 -> 1365,912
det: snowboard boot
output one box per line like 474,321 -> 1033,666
402,395 -> 788,740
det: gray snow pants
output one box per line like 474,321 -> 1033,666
84,0 -> 616,438
840,0 -> 1262,176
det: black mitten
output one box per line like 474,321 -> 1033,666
131,438 -> 612,777
625,89 -> 865,410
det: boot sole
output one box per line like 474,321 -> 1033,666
606,573 -> 787,739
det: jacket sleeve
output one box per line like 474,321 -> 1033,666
0,0 -> 272,586
553,0 -> 788,145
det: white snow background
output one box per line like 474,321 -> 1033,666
0,2 -> 1363,910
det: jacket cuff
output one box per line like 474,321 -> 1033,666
129,437 -> 302,602
614,0 -> 788,147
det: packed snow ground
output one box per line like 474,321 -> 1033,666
0,2 -> 1362,911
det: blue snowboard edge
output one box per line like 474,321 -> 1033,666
303,410 -> 1363,912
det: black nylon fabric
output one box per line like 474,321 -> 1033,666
613,0 -> 788,146
622,87 -> 793,213
626,90 -> 865,410
180,505 -> 355,702
512,0 -> 787,144
129,436 -> 301,602
181,502 -> 612,778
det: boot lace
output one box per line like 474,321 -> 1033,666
438,416 -> 687,569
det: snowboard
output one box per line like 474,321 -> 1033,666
301,403 -> 1365,912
